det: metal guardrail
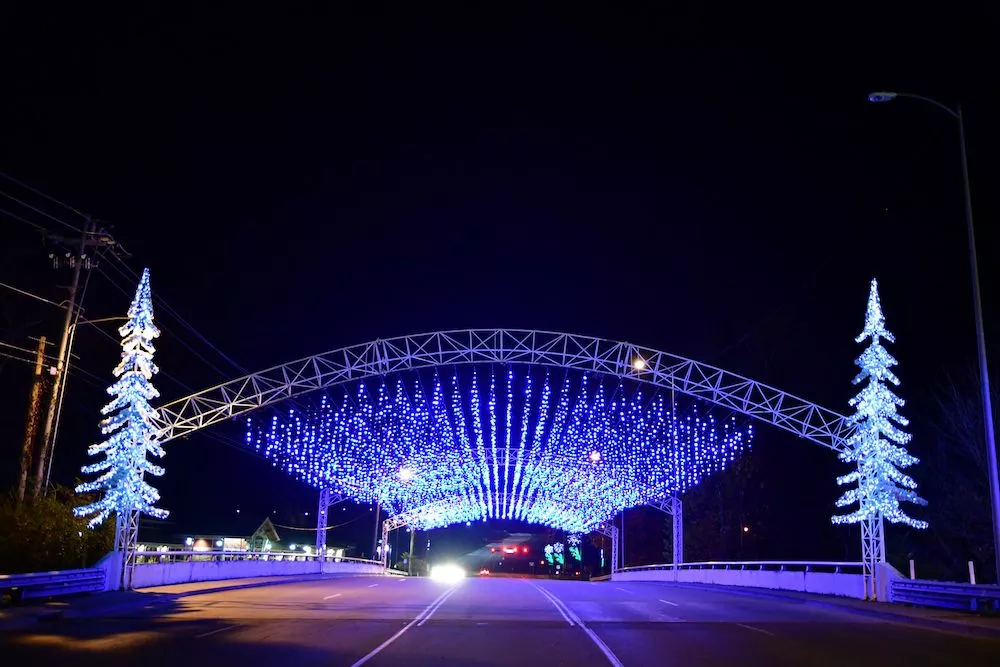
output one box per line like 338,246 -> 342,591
618,561 -> 865,574
131,550 -> 382,566
0,567 -> 106,599
890,579 -> 1000,612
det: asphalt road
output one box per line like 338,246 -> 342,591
2,575 -> 999,666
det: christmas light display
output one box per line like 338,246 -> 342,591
832,279 -> 927,529
247,367 -> 753,532
75,268 -> 169,527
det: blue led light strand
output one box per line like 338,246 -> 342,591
832,279 -> 927,529
75,268 -> 168,528
247,366 -> 753,532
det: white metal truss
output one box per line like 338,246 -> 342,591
649,496 -> 684,565
861,513 -> 886,601
115,508 -> 139,590
315,488 -> 347,557
153,329 -> 853,451
595,523 -> 619,574
381,515 -> 411,569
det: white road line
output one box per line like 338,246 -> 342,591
737,623 -> 776,637
533,585 -> 624,667
397,578 -> 407,582
350,587 -> 459,667
658,598 -> 679,606
531,584 -> 574,626
416,586 -> 460,627
614,587 -> 633,594
195,624 -> 239,639
367,583 -> 379,588
323,593 -> 342,600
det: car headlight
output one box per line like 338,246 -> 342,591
429,563 -> 466,583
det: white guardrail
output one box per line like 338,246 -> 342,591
890,579 -> 1000,612
131,550 -> 379,565
0,567 -> 107,599
614,561 -> 867,598
1,551 -> 385,599
619,560 -> 864,573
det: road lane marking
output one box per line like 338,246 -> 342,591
367,583 -> 379,588
416,586 -> 460,626
737,623 -> 776,637
195,624 -> 239,639
658,598 -> 679,606
323,593 -> 342,600
532,584 -> 624,667
532,584 -> 574,626
350,586 -> 460,667
614,587 -> 633,594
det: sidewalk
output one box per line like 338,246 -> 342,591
0,572 -> 359,632
668,581 -> 1000,638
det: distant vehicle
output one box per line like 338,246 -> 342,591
479,568 -> 491,576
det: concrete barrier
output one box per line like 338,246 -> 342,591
613,567 -> 865,598
130,559 -> 382,589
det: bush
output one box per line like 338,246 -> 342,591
0,484 -> 114,574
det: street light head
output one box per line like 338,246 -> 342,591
867,91 -> 898,103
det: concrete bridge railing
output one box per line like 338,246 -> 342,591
126,551 -> 385,589
613,561 -> 867,598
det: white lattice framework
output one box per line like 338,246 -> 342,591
153,329 -> 854,451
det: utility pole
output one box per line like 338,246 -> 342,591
408,527 -> 417,576
31,218 -> 117,499
17,336 -> 48,505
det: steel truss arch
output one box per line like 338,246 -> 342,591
153,329 -> 853,451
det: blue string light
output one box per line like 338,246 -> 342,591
247,368 -> 753,532
833,279 -> 928,529
75,268 -> 168,528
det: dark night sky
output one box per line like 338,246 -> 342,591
0,4 -> 997,561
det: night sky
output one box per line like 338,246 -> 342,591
1,5 -> 997,563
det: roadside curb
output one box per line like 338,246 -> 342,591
652,581 -> 1000,639
3,572 -> 384,628
74,573 -> 376,619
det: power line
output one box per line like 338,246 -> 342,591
0,350 -> 36,365
0,189 -> 84,234
106,254 -> 247,373
0,340 -> 59,361
0,170 -> 87,217
0,205 -> 47,232
0,281 -> 65,308
95,263 -> 232,378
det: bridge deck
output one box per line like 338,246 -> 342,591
2,576 -> 998,665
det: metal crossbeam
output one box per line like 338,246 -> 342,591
153,329 -> 853,451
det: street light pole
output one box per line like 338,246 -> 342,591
43,316 -> 129,493
869,91 -> 1000,582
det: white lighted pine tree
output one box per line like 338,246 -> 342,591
75,268 -> 168,528
832,278 -> 927,529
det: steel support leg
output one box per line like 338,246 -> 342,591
671,495 -> 683,566
382,519 -> 391,570
861,513 -> 885,600
610,525 -> 619,575
316,488 -> 332,559
115,508 -> 139,590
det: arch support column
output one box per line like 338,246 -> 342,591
316,488 -> 345,559
649,495 -> 683,569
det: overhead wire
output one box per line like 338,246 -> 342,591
0,188 -> 84,234
0,339 -> 59,361
0,281 -> 66,309
95,263 -> 232,378
0,170 -> 88,217
0,205 -> 47,232
105,253 -> 248,373
0,350 -> 37,365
